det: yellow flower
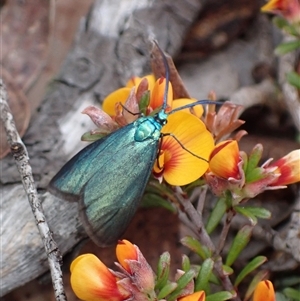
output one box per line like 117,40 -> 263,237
70,254 -> 128,301
154,111 -> 214,186
253,280 -> 275,301
268,149 -> 300,186
116,239 -> 138,272
116,240 -> 155,293
101,75 -> 215,186
172,98 -> 204,118
209,140 -> 241,179
179,291 -> 206,301
127,74 -> 156,91
102,75 -> 156,116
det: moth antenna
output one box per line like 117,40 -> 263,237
153,41 -> 170,110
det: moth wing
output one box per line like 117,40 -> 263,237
79,133 -> 159,247
49,124 -> 136,201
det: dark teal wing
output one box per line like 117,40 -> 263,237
49,124 -> 136,200
79,134 -> 158,246
49,123 -> 159,246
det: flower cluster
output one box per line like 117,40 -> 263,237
83,74 -> 214,186
83,72 -> 299,204
206,141 -> 300,205
75,57 -> 300,301
70,240 -> 205,301
70,239 -> 277,301
71,240 -> 154,301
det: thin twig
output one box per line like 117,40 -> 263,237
175,186 -> 215,251
196,185 -> 208,213
0,79 -> 67,301
216,209 -> 236,255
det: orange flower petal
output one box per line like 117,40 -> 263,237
261,0 -> 300,22
253,280 -> 275,301
209,140 -> 240,179
171,98 -> 204,118
102,87 -> 131,116
70,254 -> 125,301
150,77 -> 173,110
116,239 -> 138,272
261,0 -> 281,12
270,149 -> 300,185
158,111 -> 214,186
179,291 -> 206,301
126,74 -> 156,91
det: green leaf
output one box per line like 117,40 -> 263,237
222,265 -> 234,276
225,225 -> 253,266
181,236 -> 211,260
81,131 -> 107,141
235,206 -> 258,225
195,258 -> 214,292
182,254 -> 190,272
273,17 -> 300,36
244,207 -> 271,219
206,197 -> 227,234
234,256 -> 267,287
167,270 -> 195,301
209,272 -> 221,285
141,193 -> 176,212
244,270 -> 269,301
275,40 -> 300,55
245,167 -> 264,183
241,151 -> 248,174
287,71 -> 300,89
157,282 -> 177,299
246,144 -> 263,175
276,292 -> 289,301
206,291 -> 235,301
273,16 -> 290,29
139,90 -> 150,115
283,288 -> 300,301
155,252 -> 171,290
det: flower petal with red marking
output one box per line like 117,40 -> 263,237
157,111 -> 214,186
209,140 -> 240,179
270,149 -> 300,186
70,254 -> 126,301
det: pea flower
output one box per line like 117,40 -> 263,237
70,254 -> 128,301
153,111 -> 214,186
261,0 -> 300,24
205,141 -> 300,204
253,280 -> 275,301
266,149 -> 300,186
115,239 -> 155,296
70,240 -> 156,301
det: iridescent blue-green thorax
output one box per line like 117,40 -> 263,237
134,110 -> 168,142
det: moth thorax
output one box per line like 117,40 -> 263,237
134,117 -> 162,142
